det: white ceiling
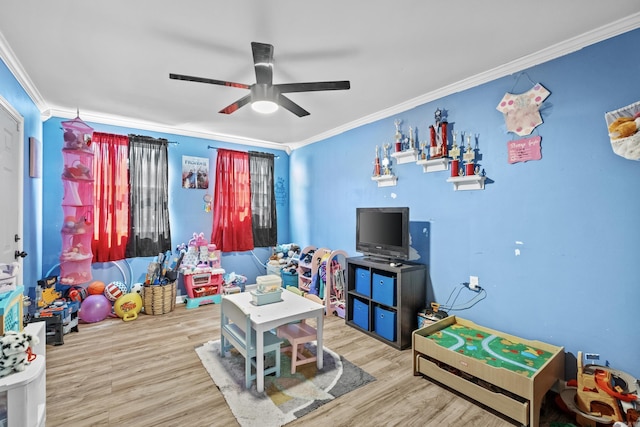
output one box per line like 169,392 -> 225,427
1,1 -> 639,150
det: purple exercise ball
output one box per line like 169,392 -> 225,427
80,294 -> 111,323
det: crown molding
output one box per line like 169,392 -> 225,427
291,12 -> 640,150
43,106 -> 292,154
4,13 -> 640,153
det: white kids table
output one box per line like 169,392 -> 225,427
220,290 -> 325,393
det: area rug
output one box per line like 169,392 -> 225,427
195,340 -> 375,427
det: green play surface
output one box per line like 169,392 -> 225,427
427,322 -> 554,378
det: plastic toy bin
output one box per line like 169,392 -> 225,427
281,270 -> 298,288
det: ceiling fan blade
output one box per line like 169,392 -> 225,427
251,42 -> 274,86
278,94 -> 310,117
219,94 -> 252,114
169,73 -> 250,89
276,80 -> 350,93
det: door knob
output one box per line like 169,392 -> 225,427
14,234 -> 21,242
14,250 -> 28,259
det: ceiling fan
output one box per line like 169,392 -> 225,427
169,42 -> 350,117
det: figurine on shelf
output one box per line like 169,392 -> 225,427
420,142 -> 427,160
409,126 -> 415,150
462,132 -> 476,176
382,143 -> 392,175
450,131 -> 460,177
373,145 -> 381,177
429,108 -> 448,159
394,119 -> 402,152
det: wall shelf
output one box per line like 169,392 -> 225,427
446,175 -> 486,191
371,175 -> 397,187
390,149 -> 419,164
417,157 -> 449,173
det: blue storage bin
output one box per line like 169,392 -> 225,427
354,268 -> 371,296
281,270 -> 298,288
352,298 -> 369,330
374,305 -> 396,341
371,272 -> 396,306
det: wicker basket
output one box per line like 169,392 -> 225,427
144,281 -> 177,315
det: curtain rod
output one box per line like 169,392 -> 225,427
128,134 -> 179,145
207,145 -> 279,159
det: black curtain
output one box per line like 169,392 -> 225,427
125,135 -> 172,257
249,151 -> 277,247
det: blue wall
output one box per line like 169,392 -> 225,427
0,59 -> 42,290
290,29 -> 640,378
40,119 -> 290,294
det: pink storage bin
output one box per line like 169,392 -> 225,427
61,206 -> 92,235
61,116 -> 94,152
62,179 -> 93,206
60,258 -> 93,285
62,149 -> 94,181
60,232 -> 93,262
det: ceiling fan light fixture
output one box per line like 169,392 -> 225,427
251,100 -> 279,114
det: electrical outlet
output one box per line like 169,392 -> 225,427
469,276 -> 479,290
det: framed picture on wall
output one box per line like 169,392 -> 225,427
181,155 -> 209,189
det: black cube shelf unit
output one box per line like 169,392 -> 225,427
345,256 -> 426,350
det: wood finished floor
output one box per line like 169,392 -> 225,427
45,303 -> 575,427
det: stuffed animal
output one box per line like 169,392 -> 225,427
608,113 -> 640,140
0,330 -> 40,377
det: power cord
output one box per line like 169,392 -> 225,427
438,283 -> 487,312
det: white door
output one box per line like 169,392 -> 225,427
0,96 -> 24,283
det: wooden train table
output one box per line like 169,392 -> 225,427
413,316 -> 564,427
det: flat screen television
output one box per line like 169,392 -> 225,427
356,207 -> 410,261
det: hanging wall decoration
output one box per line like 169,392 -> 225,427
604,100 -> 640,161
497,82 -> 550,137
507,136 -> 542,164
275,177 -> 288,206
497,74 -> 550,164
181,155 -> 209,189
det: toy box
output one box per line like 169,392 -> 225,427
184,272 -> 223,299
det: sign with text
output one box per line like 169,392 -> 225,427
507,136 -> 542,164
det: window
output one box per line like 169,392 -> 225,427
125,135 -> 172,257
211,149 -> 254,252
210,149 -> 277,251
249,151 -> 277,247
92,133 -> 172,261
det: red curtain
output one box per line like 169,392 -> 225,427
211,149 -> 254,252
92,132 -> 130,262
